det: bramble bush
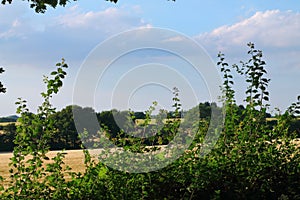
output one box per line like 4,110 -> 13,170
0,43 -> 299,199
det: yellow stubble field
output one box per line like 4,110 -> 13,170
0,149 -> 99,188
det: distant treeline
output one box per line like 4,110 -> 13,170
0,115 -> 18,123
0,103 -> 299,152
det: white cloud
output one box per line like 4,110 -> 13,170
196,10 -> 300,70
0,4 -> 150,40
55,6 -> 151,34
0,5 -> 152,66
197,10 -> 300,51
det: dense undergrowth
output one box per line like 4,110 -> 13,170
0,43 -> 299,199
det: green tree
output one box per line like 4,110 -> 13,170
97,109 -> 120,138
133,111 -> 146,120
49,105 -> 81,150
0,123 -> 16,151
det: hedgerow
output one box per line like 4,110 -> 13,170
0,43 -> 299,199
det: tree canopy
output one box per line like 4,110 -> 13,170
1,0 -> 175,13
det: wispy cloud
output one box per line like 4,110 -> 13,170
55,6 -> 151,34
162,36 -> 186,43
0,4 -> 153,115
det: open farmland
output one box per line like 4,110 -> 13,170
0,149 -> 99,188
0,122 -> 16,126
1,139 -> 299,189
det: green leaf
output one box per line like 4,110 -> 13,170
263,96 -> 269,101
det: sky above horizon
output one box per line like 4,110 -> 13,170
0,0 -> 300,116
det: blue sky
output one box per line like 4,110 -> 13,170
0,0 -> 300,116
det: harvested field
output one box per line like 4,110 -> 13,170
0,149 -> 99,188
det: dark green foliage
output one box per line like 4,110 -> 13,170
1,0 -> 74,13
0,67 -> 6,93
48,105 -> 81,150
0,123 -> 16,151
96,110 -> 120,139
0,116 -> 18,123
133,111 -> 146,120
290,119 -> 300,137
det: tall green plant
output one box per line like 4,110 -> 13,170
217,52 -> 238,142
215,43 -> 300,198
2,59 -> 70,199
219,43 -> 271,140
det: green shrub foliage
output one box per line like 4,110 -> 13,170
0,44 -> 299,199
